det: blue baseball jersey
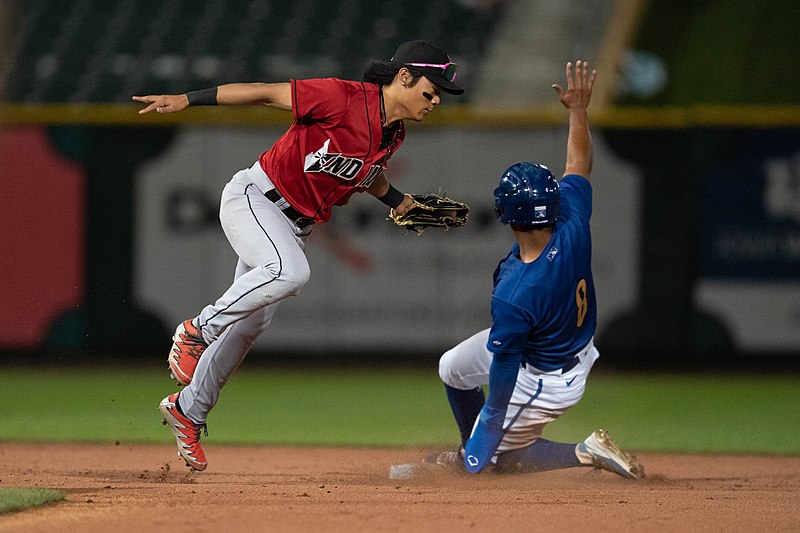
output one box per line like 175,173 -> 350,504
486,174 -> 596,372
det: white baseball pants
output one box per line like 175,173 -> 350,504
180,162 -> 311,424
439,330 -> 599,453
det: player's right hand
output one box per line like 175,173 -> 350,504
132,94 -> 190,114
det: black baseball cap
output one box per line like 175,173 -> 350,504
391,40 -> 464,95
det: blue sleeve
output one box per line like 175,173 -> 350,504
464,298 -> 528,473
484,351 -> 520,413
559,174 -> 592,222
485,297 -> 530,413
463,352 -> 519,473
487,298 -> 532,355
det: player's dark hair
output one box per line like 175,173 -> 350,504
362,61 -> 423,87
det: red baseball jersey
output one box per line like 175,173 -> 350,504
258,78 -> 405,223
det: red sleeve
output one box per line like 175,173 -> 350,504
291,78 -> 349,123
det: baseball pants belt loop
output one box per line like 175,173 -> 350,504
264,189 -> 315,229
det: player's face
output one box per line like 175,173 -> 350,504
408,76 -> 441,121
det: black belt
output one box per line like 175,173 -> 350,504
560,355 -> 580,373
523,355 -> 580,374
264,189 -> 315,228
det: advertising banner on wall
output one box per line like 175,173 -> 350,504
696,129 -> 800,352
132,126 -> 641,355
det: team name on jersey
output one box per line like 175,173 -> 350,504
304,139 -> 383,188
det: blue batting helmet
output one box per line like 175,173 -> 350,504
494,162 -> 560,226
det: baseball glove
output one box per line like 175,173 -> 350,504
389,193 -> 470,233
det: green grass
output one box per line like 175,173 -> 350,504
0,366 -> 798,454
544,373 -> 800,454
0,488 -> 64,514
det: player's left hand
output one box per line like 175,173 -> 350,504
389,193 -> 470,233
463,405 -> 505,474
132,94 -> 190,114
392,194 -> 415,217
551,60 -> 597,112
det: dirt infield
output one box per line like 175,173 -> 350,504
1,442 -> 798,532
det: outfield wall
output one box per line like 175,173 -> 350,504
1,106 -> 798,359
131,126 -> 640,354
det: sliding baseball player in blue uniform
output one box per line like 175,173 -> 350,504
431,61 -> 643,479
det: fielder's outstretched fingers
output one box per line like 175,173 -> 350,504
132,94 -> 187,114
132,96 -> 160,114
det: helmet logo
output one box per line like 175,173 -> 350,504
534,206 -> 547,219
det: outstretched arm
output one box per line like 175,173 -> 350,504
133,82 -> 293,114
552,61 -> 597,180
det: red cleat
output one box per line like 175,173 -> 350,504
168,319 -> 208,386
159,392 -> 207,471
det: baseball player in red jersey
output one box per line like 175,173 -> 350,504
133,41 -> 463,471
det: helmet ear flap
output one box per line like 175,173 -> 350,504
493,162 -> 559,226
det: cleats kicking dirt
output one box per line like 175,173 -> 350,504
159,392 -> 207,471
168,319 -> 208,386
389,448 -> 466,479
578,429 -> 644,480
420,448 -> 467,473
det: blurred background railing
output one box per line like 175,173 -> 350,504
1,0 -> 798,368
